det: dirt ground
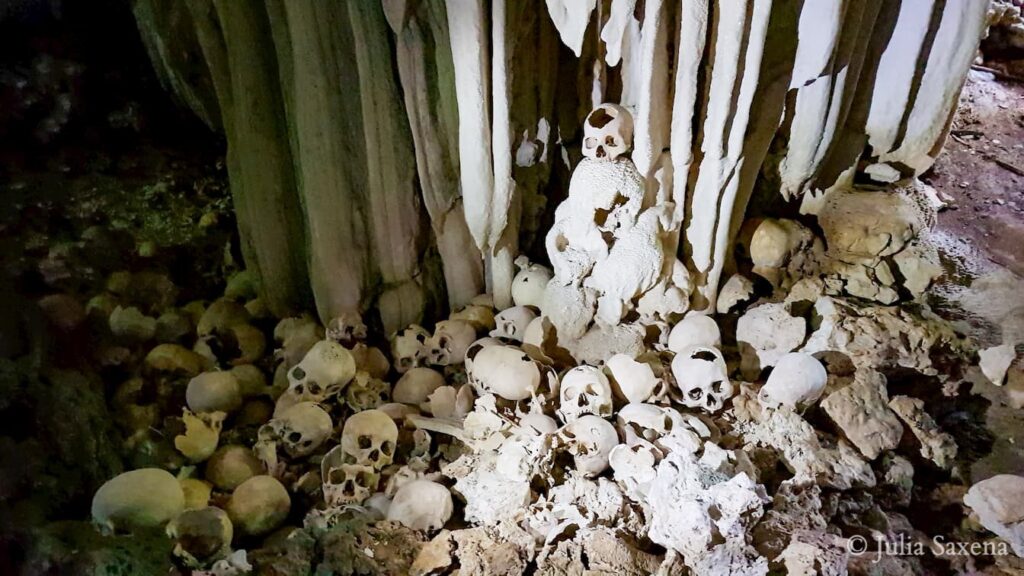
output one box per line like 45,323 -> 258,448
926,70 -> 1024,278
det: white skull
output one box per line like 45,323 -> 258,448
557,365 -> 613,423
608,443 -> 658,501
449,304 -> 496,332
391,325 -> 431,373
582,103 -> 633,161
321,445 -> 379,506
344,371 -> 391,412
282,340 -> 356,407
511,256 -> 553,309
758,352 -> 827,410
671,346 -> 733,413
560,415 -> 619,477
393,367 -> 445,405
340,409 -> 399,470
326,312 -> 367,346
490,306 -> 538,342
425,320 -> 477,366
467,344 -> 541,401
667,314 -> 722,354
256,401 -> 333,472
605,354 -> 666,403
386,479 -> 453,532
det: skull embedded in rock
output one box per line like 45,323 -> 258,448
282,340 -> 356,408
340,409 -> 399,470
560,415 -> 619,477
616,403 -> 708,456
490,306 -> 538,342
390,325 -> 431,373
321,445 -> 379,506
582,103 -> 634,161
671,346 -> 734,413
609,443 -> 658,500
467,344 -> 542,401
386,479 -> 453,532
758,352 -> 827,410
256,401 -> 333,465
425,320 -> 477,366
557,365 -> 614,423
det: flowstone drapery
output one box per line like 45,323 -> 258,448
135,0 -> 988,326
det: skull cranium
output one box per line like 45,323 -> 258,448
582,103 -> 633,161
557,365 -> 613,423
671,346 -> 734,413
340,409 -> 399,470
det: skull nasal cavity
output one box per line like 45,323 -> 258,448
588,107 -> 615,128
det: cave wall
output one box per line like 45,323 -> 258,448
132,0 -> 989,326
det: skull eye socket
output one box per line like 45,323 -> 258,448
691,350 -> 718,362
358,435 -> 372,449
329,468 -> 345,483
358,472 -> 376,487
688,388 -> 703,401
584,136 -> 599,149
711,380 -> 723,394
308,382 -> 322,395
287,431 -> 302,443
381,441 -> 394,456
294,384 -> 304,394
292,367 -> 306,380
604,135 -> 617,147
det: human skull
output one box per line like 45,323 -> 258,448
256,402 -> 332,473
449,304 -> 497,332
386,479 -> 453,532
390,325 -> 431,373
282,340 -> 356,406
511,256 -> 553,309
582,103 -> 633,161
393,367 -> 445,405
467,344 -> 541,401
667,314 -> 722,354
326,312 -> 367,346
758,352 -> 827,410
557,365 -> 613,423
321,445 -> 379,506
425,320 -> 477,366
166,506 -> 233,568
671,346 -> 734,413
560,415 -> 619,477
344,371 -> 391,412
605,354 -> 666,403
490,306 -> 538,342
340,409 -> 399,470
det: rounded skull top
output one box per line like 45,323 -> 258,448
582,103 -> 634,161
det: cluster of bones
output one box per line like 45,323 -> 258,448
91,105 -> 1024,575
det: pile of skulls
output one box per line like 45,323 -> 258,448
83,245 -> 1024,575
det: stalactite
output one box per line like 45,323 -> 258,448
385,0 -> 485,310
212,0 -> 310,318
